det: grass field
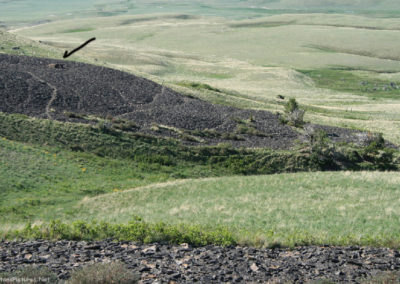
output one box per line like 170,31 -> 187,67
78,171 -> 400,247
1,134 -> 400,247
0,111 -> 398,246
2,0 -> 400,28
0,133 -> 220,230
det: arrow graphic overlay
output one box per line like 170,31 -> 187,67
63,37 -> 96,58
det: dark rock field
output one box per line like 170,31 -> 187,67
1,241 -> 400,283
0,54 -> 364,149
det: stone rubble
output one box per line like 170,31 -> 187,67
1,241 -> 400,283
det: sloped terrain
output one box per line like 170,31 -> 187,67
0,54 -> 363,149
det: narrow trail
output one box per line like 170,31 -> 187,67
0,76 -> 15,110
26,71 -> 58,119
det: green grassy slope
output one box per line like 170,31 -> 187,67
0,111 -> 398,245
77,171 -> 400,247
0,134 -> 229,230
0,112 -> 308,230
0,31 -> 60,58
0,31 -> 106,68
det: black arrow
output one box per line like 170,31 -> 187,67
63,37 -> 96,58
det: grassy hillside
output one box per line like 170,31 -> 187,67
78,171 -> 400,247
2,130 -> 400,247
0,111 -> 398,246
0,31 -> 60,58
0,31 -> 95,65
0,111 -> 306,230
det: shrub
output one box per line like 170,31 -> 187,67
288,109 -> 305,127
112,121 -> 138,131
303,126 -> 397,171
278,113 -> 288,125
96,120 -> 119,136
356,132 -> 396,170
0,266 -> 58,284
178,81 -> 221,93
356,132 -> 385,148
187,129 -> 220,138
150,123 -> 160,131
96,121 -> 112,133
67,261 -> 139,284
247,114 -> 255,123
284,98 -> 299,113
63,111 -> 85,119
306,129 -> 336,169
234,124 -> 269,137
179,133 -> 204,143
283,98 -> 305,127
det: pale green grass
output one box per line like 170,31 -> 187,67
7,0 -> 399,28
0,31 -> 98,65
13,14 -> 400,71
0,31 -> 61,58
77,172 -> 400,247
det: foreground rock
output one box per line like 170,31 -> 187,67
1,241 -> 400,283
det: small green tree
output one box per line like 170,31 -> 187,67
284,98 -> 299,113
283,98 -> 305,127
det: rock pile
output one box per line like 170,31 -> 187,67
1,241 -> 399,283
0,54 -> 365,149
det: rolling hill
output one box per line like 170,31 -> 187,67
0,53 -> 367,149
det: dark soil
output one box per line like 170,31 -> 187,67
1,241 -> 400,283
0,54 -> 365,149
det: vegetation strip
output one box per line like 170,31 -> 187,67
0,112 -> 397,175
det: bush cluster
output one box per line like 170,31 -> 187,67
63,111 -> 85,119
279,98 -> 305,127
178,81 -> 222,93
357,132 -> 396,170
67,261 -> 139,284
8,217 -> 236,247
302,126 -> 397,171
233,116 -> 269,137
0,112 -> 397,175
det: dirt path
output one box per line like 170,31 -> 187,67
26,71 -> 58,119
